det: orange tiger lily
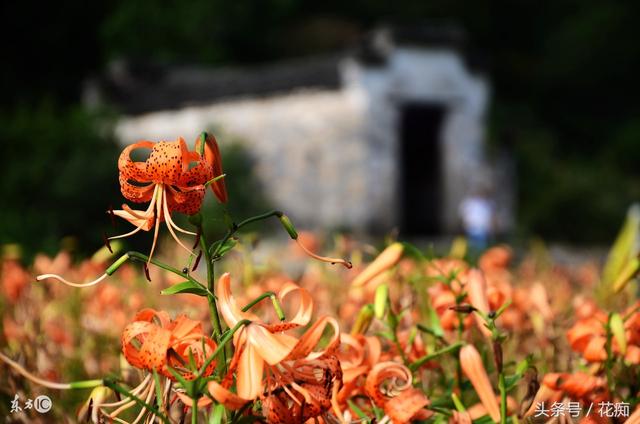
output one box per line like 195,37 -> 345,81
110,134 -> 226,260
121,308 -> 217,380
208,273 -> 342,422
541,372 -> 609,404
364,362 -> 432,424
566,302 -> 640,364
211,273 -> 312,401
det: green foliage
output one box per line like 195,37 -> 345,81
198,142 -> 273,240
0,103 -> 121,260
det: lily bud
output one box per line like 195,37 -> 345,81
352,243 -> 404,287
610,312 -> 627,355
459,345 -> 501,423
374,284 -> 389,319
277,213 -> 298,240
351,304 -> 375,335
77,386 -> 111,423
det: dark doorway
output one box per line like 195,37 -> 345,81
399,102 -> 445,235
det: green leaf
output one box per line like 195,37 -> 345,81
347,399 -> 370,422
208,404 -> 225,424
152,369 -> 164,410
400,241 -> 426,261
600,204 -> 640,297
428,305 -> 445,338
161,281 -> 209,297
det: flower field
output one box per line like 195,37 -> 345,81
1,133 -> 640,423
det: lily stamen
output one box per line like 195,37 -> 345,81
0,352 -> 72,389
36,272 -> 108,288
295,238 -> 352,269
109,184 -> 160,241
162,187 -> 196,256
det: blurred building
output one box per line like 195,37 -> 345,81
87,26 -> 513,236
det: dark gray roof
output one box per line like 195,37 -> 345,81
88,24 -> 478,115
91,55 -> 342,115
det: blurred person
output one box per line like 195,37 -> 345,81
459,188 -> 495,252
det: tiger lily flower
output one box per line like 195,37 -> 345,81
541,372 -> 609,404
364,361 -> 432,424
121,308 -> 217,380
209,273 -> 313,402
208,273 -> 342,422
109,134 -> 226,261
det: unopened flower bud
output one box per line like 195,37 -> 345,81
610,312 -> 626,355
374,284 -> 389,319
351,304 -> 375,335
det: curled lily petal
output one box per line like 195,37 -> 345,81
246,325 -> 298,365
277,281 -> 314,327
208,380 -> 250,410
384,388 -> 432,423
364,362 -> 429,424
365,362 -> 412,407
217,273 -> 260,327
287,316 -> 340,360
196,132 -> 228,203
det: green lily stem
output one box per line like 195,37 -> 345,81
152,369 -> 165,415
499,372 -> 507,424
409,342 -> 464,372
199,233 -> 224,341
69,379 -> 104,389
197,319 -> 251,379
210,210 -> 284,259
103,379 -> 171,424
604,314 -> 615,394
192,396 -> 198,424
115,251 -> 211,296
242,291 -> 286,321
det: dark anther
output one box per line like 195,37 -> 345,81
143,263 -> 151,282
192,250 -> 203,271
449,304 -> 477,314
192,229 -> 201,249
102,233 -> 113,253
107,204 -> 116,228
